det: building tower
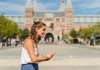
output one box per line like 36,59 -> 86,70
59,0 -> 65,11
65,0 -> 74,33
25,0 -> 33,30
33,0 -> 39,11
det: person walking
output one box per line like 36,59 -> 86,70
20,21 -> 55,70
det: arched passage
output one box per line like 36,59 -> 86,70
44,33 -> 54,43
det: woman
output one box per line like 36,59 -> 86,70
20,21 -> 55,70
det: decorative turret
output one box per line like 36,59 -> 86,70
25,0 -> 33,31
25,0 -> 33,17
66,0 -> 73,9
65,0 -> 74,33
65,0 -> 73,20
26,0 -> 32,8
59,0 -> 65,11
33,0 -> 39,11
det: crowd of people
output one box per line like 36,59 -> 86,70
0,38 -> 21,47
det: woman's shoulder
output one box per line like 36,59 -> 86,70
24,37 -> 35,48
24,37 -> 35,44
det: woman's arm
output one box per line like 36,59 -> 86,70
24,39 -> 55,63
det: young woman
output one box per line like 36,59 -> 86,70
20,21 -> 55,70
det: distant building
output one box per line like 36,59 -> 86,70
4,0 -> 100,43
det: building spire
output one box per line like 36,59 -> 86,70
59,0 -> 65,11
26,0 -> 32,8
66,0 -> 73,8
33,0 -> 39,11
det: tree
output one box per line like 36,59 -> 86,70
78,27 -> 92,40
62,33 -> 68,40
78,28 -> 82,38
0,14 -> 20,43
91,22 -> 100,35
0,15 -> 20,37
70,28 -> 78,39
0,14 -> 5,37
78,23 -> 100,40
20,28 -> 29,39
10,22 -> 20,38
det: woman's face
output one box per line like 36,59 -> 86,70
36,26 -> 46,38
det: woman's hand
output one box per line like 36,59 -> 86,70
45,51 -> 56,61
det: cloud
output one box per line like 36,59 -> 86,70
0,1 -> 25,15
38,2 -> 59,10
0,0 -> 59,15
73,0 -> 80,2
0,0 -> 100,15
73,0 -> 100,14
76,0 -> 100,10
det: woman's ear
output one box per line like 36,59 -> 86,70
35,28 -> 39,32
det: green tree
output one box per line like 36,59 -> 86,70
91,22 -> 100,35
79,27 -> 92,40
20,28 -> 29,39
70,28 -> 78,39
78,28 -> 82,38
0,14 -> 20,39
0,14 -> 5,37
12,22 -> 20,38
62,33 -> 69,40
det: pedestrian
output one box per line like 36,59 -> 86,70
15,39 -> 18,46
20,21 -> 55,70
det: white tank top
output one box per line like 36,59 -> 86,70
20,40 -> 39,64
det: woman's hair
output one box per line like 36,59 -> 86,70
29,21 -> 46,43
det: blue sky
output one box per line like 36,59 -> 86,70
0,0 -> 100,15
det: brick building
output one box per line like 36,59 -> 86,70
5,0 -> 100,43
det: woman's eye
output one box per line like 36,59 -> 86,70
43,29 -> 46,31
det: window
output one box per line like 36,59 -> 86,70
20,17 -> 25,22
79,17 -> 85,22
56,19 -> 60,22
7,17 -> 12,20
46,19 -> 52,21
99,17 -> 100,22
26,19 -> 31,23
85,17 -> 92,23
33,18 -> 37,21
50,23 -> 54,29
13,17 -> 19,23
45,13 -> 53,18
62,18 -> 65,22
39,19 -> 42,21
92,17 -> 98,22
74,17 -> 78,22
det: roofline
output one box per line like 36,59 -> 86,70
74,15 -> 100,17
33,17 -> 65,18
34,10 -> 65,12
4,15 -> 100,17
4,15 -> 24,17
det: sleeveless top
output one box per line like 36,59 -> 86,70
20,39 -> 39,64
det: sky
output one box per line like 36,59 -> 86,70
0,0 -> 100,15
